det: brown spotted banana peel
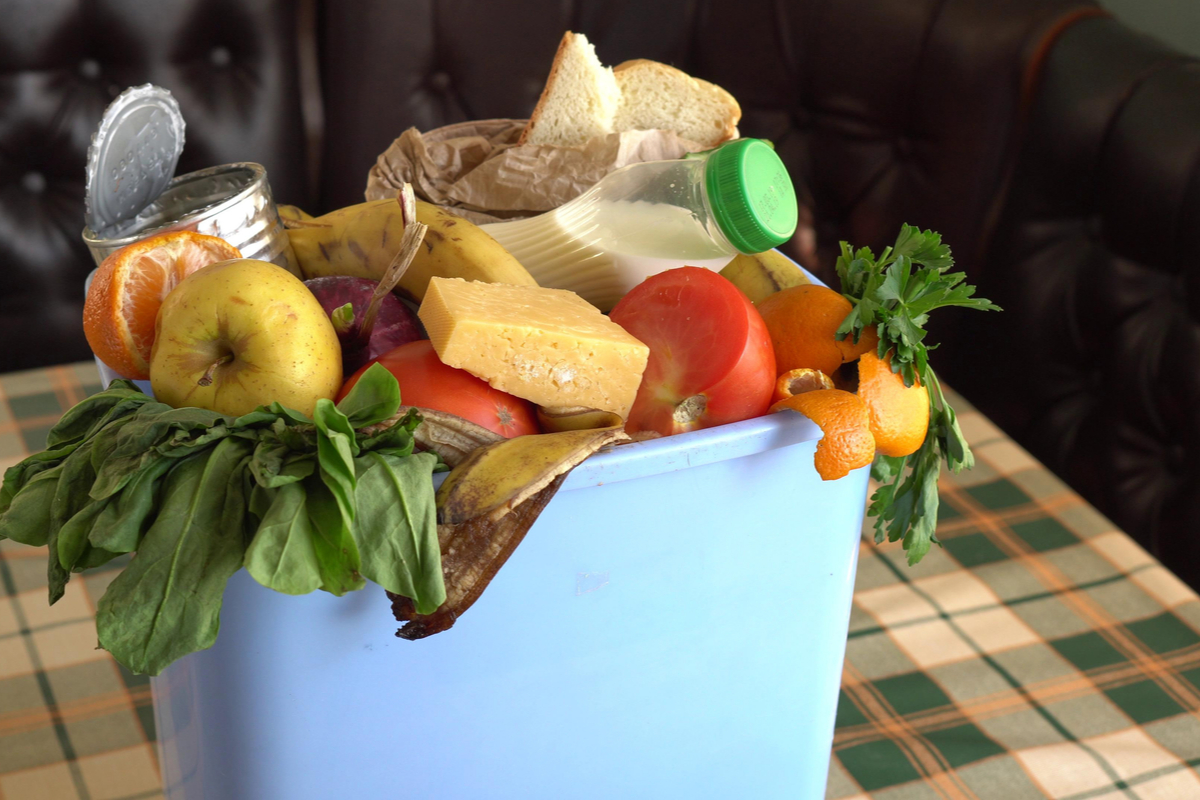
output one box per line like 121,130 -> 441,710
391,475 -> 567,640
535,406 -> 625,433
283,198 -> 537,302
392,420 -> 628,640
435,425 -> 629,526
719,249 -> 810,305
277,204 -> 315,223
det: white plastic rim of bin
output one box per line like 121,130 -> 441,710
85,260 -> 870,800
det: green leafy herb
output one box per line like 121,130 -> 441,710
244,481 -> 323,595
835,225 -> 999,564
89,457 -> 177,555
310,399 -> 365,596
305,473 -> 366,596
0,465 -> 63,547
336,362 -> 401,427
96,438 -> 252,675
353,451 -> 444,614
0,366 -> 444,675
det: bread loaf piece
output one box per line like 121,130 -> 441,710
519,32 -> 741,149
517,32 -> 620,147
612,59 -> 741,147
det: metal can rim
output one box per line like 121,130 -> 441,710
81,162 -> 269,249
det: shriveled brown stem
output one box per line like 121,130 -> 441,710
354,183 -> 428,349
197,354 -> 234,386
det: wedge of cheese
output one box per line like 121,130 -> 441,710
419,278 -> 650,418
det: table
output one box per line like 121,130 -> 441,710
0,363 -> 1198,800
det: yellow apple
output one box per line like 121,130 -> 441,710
150,259 -> 342,416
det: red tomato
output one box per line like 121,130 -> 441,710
338,340 -> 538,438
609,267 -> 776,436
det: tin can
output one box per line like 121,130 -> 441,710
81,162 -> 299,274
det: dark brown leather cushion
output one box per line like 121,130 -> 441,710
939,16 -> 1200,585
316,0 -> 1092,275
315,0 -> 707,212
0,0 -> 308,372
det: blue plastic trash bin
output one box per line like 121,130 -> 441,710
89,266 -> 870,799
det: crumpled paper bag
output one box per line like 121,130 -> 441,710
364,119 -> 711,225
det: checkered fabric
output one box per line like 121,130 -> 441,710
0,363 -> 1197,800
0,364 -> 161,800
829,401 -> 1200,800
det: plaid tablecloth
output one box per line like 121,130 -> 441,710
1,363 -> 1198,800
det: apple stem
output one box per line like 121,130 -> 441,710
198,354 -> 234,387
355,183 -> 428,350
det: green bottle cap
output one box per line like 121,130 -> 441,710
704,138 -> 798,253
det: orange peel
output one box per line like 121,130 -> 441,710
857,351 -> 930,457
772,367 -> 835,404
84,231 -> 242,379
771,388 -> 876,480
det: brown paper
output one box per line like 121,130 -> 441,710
365,119 -> 711,224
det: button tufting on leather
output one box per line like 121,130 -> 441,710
895,137 -> 913,159
210,46 -> 232,67
1168,443 -> 1187,472
429,71 -> 452,92
22,172 -> 46,194
79,59 -> 101,80
935,15 -> 1200,590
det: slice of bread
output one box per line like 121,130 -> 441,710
612,59 -> 741,147
519,33 -> 742,149
517,32 -> 620,147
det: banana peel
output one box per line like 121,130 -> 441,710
283,198 -> 537,302
720,249 -> 810,305
404,406 -> 503,467
436,425 -> 629,525
392,475 -> 566,640
278,204 -> 315,223
536,406 -> 624,433
537,405 -> 659,441
391,415 -> 628,639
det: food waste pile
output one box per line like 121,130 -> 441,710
0,46 -> 997,676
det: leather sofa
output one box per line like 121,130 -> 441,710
4,0 -> 1198,587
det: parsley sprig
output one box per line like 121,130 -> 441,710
834,225 -> 1000,564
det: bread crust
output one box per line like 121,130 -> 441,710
517,31 -> 576,146
613,58 -> 742,145
519,38 -> 743,148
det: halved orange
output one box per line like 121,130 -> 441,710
857,350 -> 930,458
83,231 -> 242,379
770,389 -> 875,480
756,284 -> 879,377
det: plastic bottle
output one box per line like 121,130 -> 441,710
480,138 -> 798,311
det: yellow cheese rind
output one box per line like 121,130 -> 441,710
418,278 -> 650,418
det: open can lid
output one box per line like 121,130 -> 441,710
85,84 -> 185,234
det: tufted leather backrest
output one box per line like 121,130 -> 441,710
0,0 -> 309,372
938,16 -> 1200,586
315,0 -> 708,213
316,0 -> 1094,279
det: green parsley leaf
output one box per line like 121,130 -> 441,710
836,225 -> 999,565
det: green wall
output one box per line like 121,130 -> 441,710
1102,0 -> 1200,57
